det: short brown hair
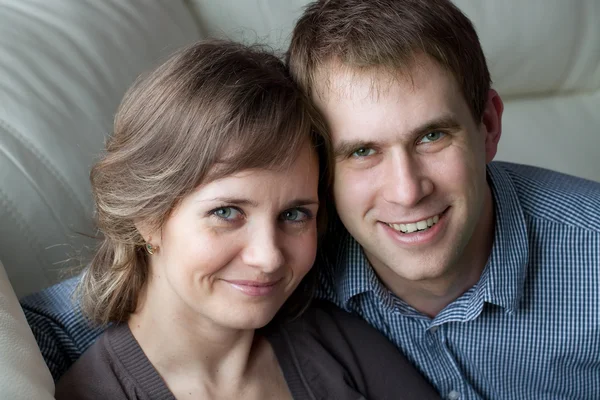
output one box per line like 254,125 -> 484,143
287,0 -> 491,120
79,40 -> 331,325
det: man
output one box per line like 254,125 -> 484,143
286,0 -> 600,399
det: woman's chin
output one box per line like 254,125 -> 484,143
217,304 -> 282,331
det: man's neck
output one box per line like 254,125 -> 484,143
385,260 -> 488,317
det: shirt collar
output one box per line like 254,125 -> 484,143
331,162 -> 530,314
483,162 -> 529,313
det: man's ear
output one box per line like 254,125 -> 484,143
481,89 -> 504,163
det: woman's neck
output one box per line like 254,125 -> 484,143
127,277 -> 265,395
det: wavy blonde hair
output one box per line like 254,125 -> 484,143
79,40 -> 331,326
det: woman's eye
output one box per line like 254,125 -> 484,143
420,131 -> 445,144
212,207 -> 241,220
351,147 -> 376,157
280,208 -> 311,223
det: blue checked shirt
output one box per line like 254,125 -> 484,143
20,161 -> 600,398
317,162 -> 600,400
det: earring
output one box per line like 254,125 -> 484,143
145,242 -> 157,255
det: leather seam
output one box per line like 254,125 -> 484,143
0,119 -> 87,215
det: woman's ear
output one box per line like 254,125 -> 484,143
135,221 -> 162,256
481,89 -> 504,163
134,221 -> 160,248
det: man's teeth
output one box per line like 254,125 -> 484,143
388,215 -> 439,233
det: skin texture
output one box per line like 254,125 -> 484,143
315,55 -> 504,316
129,142 -> 319,398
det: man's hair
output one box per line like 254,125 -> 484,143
287,0 -> 491,120
78,40 -> 332,326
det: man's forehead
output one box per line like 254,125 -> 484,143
313,65 -> 402,103
311,55 -> 448,104
310,58 -> 473,147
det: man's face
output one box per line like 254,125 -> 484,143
315,56 -> 499,289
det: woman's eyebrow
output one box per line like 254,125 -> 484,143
284,199 -> 320,208
197,197 -> 259,207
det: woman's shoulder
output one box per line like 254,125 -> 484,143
267,300 -> 440,399
277,300 -> 389,345
272,300 -> 396,358
55,327 -> 125,399
55,324 -> 171,400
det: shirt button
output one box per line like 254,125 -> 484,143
430,326 -> 439,333
448,390 -> 460,400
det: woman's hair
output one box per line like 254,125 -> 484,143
78,40 -> 332,326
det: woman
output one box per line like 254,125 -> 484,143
55,40 -> 438,399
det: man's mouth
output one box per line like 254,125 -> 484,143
386,214 -> 440,233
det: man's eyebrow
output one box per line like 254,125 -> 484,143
411,115 -> 462,138
333,114 -> 462,158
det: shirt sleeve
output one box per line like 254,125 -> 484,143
19,276 -> 106,381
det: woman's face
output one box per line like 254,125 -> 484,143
144,142 -> 320,330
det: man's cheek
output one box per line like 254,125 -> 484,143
334,173 -> 358,200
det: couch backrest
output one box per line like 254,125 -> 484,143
0,0 -> 202,296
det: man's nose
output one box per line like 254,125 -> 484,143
381,152 -> 433,208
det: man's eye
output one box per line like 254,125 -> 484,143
351,147 -> 376,157
420,131 -> 445,143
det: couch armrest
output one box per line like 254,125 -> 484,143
0,259 -> 54,399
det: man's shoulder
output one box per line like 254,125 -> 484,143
492,161 -> 600,232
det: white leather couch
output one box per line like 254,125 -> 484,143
0,0 -> 599,398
